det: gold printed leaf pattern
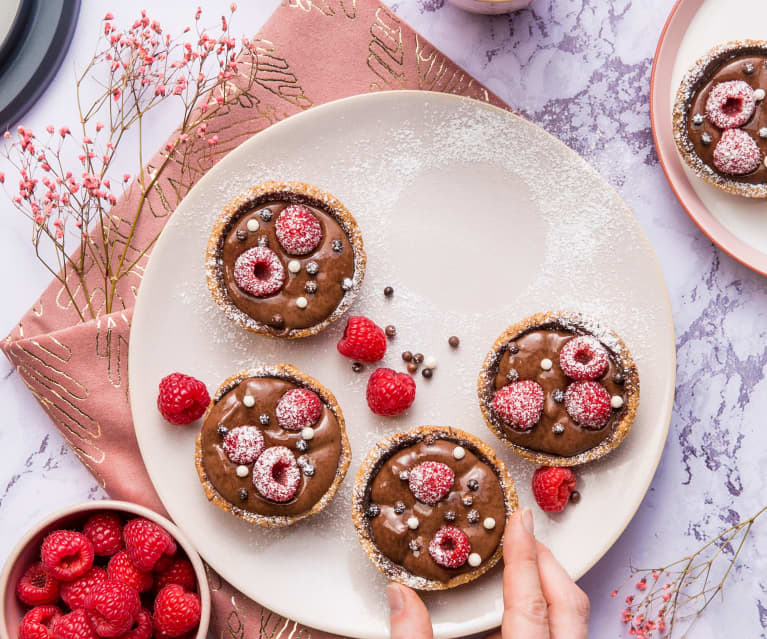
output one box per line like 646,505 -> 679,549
284,0 -> 357,18
414,33 -> 491,102
367,7 -> 405,91
95,314 -> 130,390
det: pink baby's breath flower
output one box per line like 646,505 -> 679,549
104,12 -> 114,20
96,122 -> 104,132
45,125 -> 54,135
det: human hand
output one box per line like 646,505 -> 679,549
387,508 -> 590,639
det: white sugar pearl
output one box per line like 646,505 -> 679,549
424,356 -> 438,369
756,88 -> 766,101
483,517 -> 496,530
296,296 -> 308,309
407,516 -> 419,530
540,358 -> 553,371
452,446 -> 466,460
235,465 -> 249,478
242,395 -> 255,408
611,395 -> 624,409
468,553 -> 482,567
288,260 -> 301,273
246,218 -> 259,232
301,427 -> 314,440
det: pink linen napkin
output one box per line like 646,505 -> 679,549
2,1 -> 509,635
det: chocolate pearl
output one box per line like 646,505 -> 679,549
332,239 -> 343,252
506,368 -> 519,382
394,501 -> 406,514
745,62 -> 755,75
701,133 -> 712,146
402,351 -> 413,362
613,373 -> 625,385
552,389 -> 564,403
260,208 -> 273,222
236,229 -> 247,241
259,414 -> 270,425
296,439 -> 309,452
421,368 -> 433,379
508,343 -> 520,355
352,362 -> 363,373
302,463 -> 315,477
408,539 -> 421,551
444,511 -> 456,522
305,281 -> 318,294
385,325 -> 396,337
424,435 -> 436,446
407,362 -> 418,374
552,423 -> 565,435
399,470 -> 410,481
270,314 -> 284,329
257,235 -> 269,246
238,488 -> 248,501
462,495 -> 473,506
570,490 -> 581,504
448,336 -> 460,348
467,509 -> 480,524
413,353 -> 424,364
306,261 -> 319,275
366,504 -> 381,518
467,479 -> 479,491
384,286 -> 394,297
217,425 -> 228,437
691,113 -> 705,126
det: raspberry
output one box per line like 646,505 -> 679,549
116,609 -> 152,639
157,373 -> 210,426
16,562 -> 61,606
153,558 -> 196,594
532,466 -> 577,513
51,610 -> 97,639
336,316 -> 387,363
408,462 -> 454,505
84,579 -> 141,638
41,530 -> 95,582
275,204 -> 322,255
123,518 -> 177,572
366,368 -> 416,417
705,80 -> 756,129
222,425 -> 265,463
152,554 -> 175,573
232,246 -> 286,297
275,389 -> 322,431
152,585 -> 202,638
713,128 -> 761,176
107,551 -> 153,593
564,381 -> 611,429
19,606 -> 62,639
428,526 -> 471,568
82,512 -> 123,556
559,336 -> 609,380
491,380 -> 544,430
60,567 -> 107,609
252,446 -> 301,502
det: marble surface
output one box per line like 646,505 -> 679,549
1,0 -> 765,637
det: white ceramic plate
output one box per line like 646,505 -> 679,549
129,91 -> 675,639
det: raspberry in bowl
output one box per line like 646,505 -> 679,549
205,181 -> 366,338
195,364 -> 351,527
0,500 -> 210,639
352,426 -> 517,590
477,311 -> 639,466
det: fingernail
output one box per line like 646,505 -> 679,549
521,508 -> 534,535
386,583 -> 404,615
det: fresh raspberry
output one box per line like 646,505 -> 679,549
60,567 -> 107,610
366,368 -> 416,417
41,530 -> 95,582
51,610 -> 97,639
336,316 -> 387,363
107,551 -> 153,593
232,246 -> 286,297
16,562 -> 61,606
252,446 -> 301,502
19,606 -> 62,639
82,512 -> 123,556
428,526 -> 471,568
275,204 -> 322,255
275,389 -> 322,431
564,381 -> 611,429
83,579 -> 141,638
153,558 -> 196,594
532,466 -> 577,513
152,554 -> 175,573
123,518 -> 177,572
559,336 -> 609,380
408,462 -> 454,505
491,380 -> 544,430
713,128 -> 761,176
152,585 -> 202,638
157,373 -> 210,426
705,80 -> 756,129
222,425 -> 265,463
115,609 -> 152,639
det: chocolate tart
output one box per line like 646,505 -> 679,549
673,40 -> 767,198
477,312 -> 639,467
206,181 -> 366,338
352,426 -> 517,591
195,364 -> 351,528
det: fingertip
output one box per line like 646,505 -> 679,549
387,582 -> 434,639
386,582 -> 404,615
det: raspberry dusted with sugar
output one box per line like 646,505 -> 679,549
153,584 -> 202,638
107,551 -> 153,593
713,128 -> 762,176
337,316 -> 387,363
222,425 -> 265,463
275,388 -> 322,430
153,558 -> 196,595
564,381 -> 611,429
118,608 -> 152,639
122,518 -> 177,572
366,367 -> 416,417
82,512 -> 123,557
408,461 -> 455,505
559,336 -> 609,380
428,526 -> 471,568
252,446 -> 301,502
275,204 -> 322,255
60,567 -> 106,610
491,380 -> 544,430
19,605 -> 62,639
40,530 -> 94,582
705,80 -> 756,129
532,466 -> 577,513
157,373 -> 210,426
83,579 -> 141,637
50,609 -> 97,639
16,562 -> 60,606
233,246 -> 286,297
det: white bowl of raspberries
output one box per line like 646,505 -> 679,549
0,500 -> 210,639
